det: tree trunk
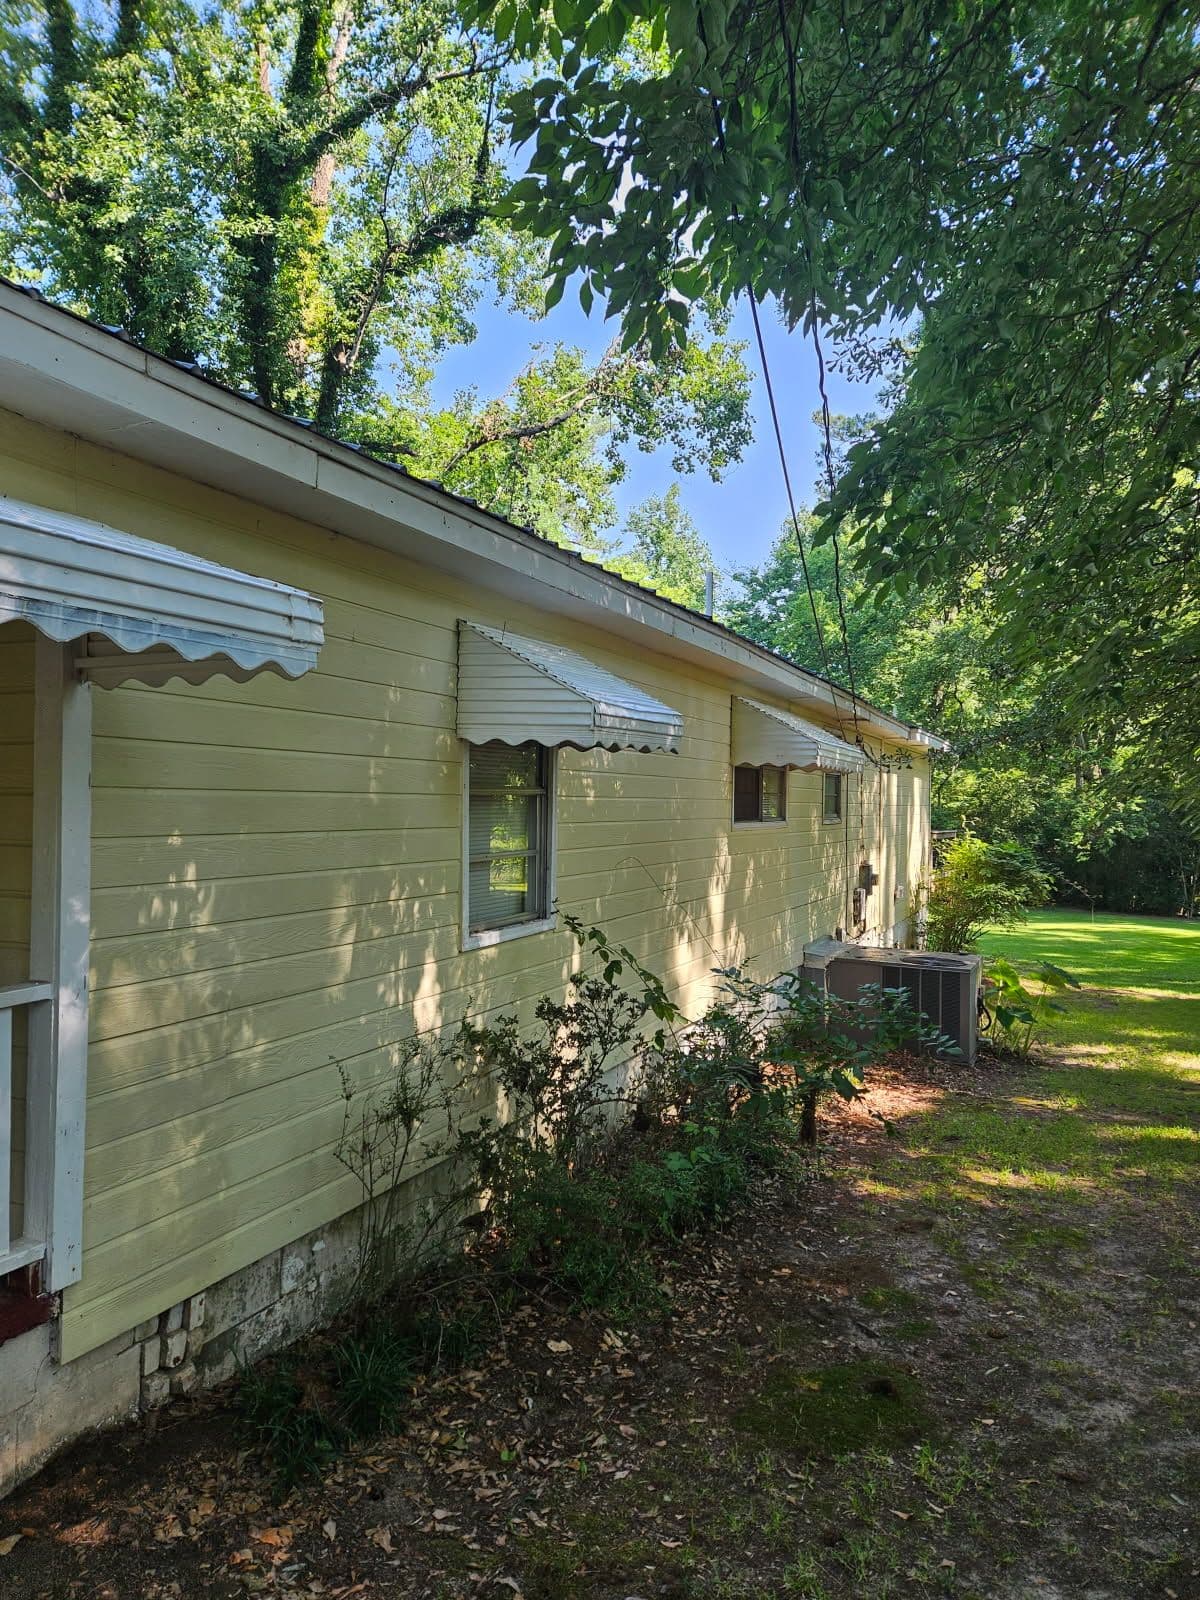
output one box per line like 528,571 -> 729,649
800,1091 -> 818,1146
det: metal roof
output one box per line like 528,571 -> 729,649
0,495 -> 324,686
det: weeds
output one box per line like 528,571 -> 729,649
982,955 -> 1080,1055
238,918 -> 943,1482
235,1362 -> 341,1489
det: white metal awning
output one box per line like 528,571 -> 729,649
0,496 -> 324,687
732,696 -> 866,773
458,622 -> 683,753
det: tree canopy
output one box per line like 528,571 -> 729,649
473,0 -> 1199,777
608,484 -> 715,609
0,0 -> 751,548
730,516 -> 1200,914
2,0 -> 1195,899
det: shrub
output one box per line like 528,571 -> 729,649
769,975 -> 961,1139
983,956 -> 1080,1055
240,922 -> 958,1481
919,833 -> 1051,952
455,954 -> 808,1312
335,1030 -> 466,1308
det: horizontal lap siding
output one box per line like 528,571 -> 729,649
0,409 -> 930,1361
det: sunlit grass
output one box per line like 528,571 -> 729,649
983,909 -> 1199,1077
891,912 -> 1199,1204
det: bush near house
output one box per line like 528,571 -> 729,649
918,832 -> 1051,953
237,921 -> 951,1482
915,834 -> 1084,1059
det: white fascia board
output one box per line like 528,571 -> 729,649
0,285 -> 948,754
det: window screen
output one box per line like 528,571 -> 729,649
733,765 -> 787,823
823,771 -> 843,821
468,741 -> 549,931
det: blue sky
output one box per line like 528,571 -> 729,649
429,291 -> 884,577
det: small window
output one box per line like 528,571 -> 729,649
733,764 -> 788,824
467,741 -> 551,932
823,771 -> 843,822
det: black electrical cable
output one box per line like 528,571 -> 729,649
744,289 -> 840,695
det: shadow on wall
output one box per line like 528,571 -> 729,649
65,665 -> 923,1340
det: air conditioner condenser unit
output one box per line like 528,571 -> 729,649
799,941 -> 983,1064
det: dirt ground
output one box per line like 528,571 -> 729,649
1,1041 -> 1197,1600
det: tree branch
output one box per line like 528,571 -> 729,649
313,198 -> 488,431
440,394 -> 597,476
298,53 -> 504,172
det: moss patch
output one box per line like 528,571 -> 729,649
519,1509 -> 695,1600
733,1360 -> 931,1459
857,1285 -> 923,1314
893,1317 -> 935,1341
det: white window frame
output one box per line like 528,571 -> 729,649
823,771 -> 844,824
460,741 -> 558,952
731,763 -> 788,827
0,638 -> 90,1289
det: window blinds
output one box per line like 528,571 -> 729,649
467,742 -> 548,930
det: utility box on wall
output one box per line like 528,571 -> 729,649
799,941 -> 983,1064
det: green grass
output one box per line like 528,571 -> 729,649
497,914 -> 1200,1597
982,908 -> 1199,1073
897,912 -> 1200,1203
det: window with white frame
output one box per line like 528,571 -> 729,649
732,763 -> 787,824
467,741 -> 552,932
823,771 -> 844,822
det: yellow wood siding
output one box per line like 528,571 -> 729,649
0,407 -> 931,1361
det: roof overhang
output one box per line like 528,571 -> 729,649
0,282 -> 946,750
732,697 -> 867,773
457,622 -> 683,752
0,494 -> 324,687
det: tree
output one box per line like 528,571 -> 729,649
730,515 -> 1198,914
727,516 -> 916,700
608,485 -> 714,609
0,0 -> 751,537
471,0 -> 1200,775
358,329 -> 749,551
0,0 -> 511,405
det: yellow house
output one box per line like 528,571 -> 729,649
0,279 -> 945,1493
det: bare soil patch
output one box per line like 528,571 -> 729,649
2,1045 -> 1197,1600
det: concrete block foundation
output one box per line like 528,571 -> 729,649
0,1205 -> 366,1499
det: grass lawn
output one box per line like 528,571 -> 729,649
985,907 -> 1199,1072
891,909 -> 1200,1202
3,912 -> 1198,1600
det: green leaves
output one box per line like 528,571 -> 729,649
984,956 -> 1080,1055
473,0 -> 1198,785
921,834 -> 1052,955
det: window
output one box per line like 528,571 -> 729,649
732,764 -> 787,824
823,771 -> 844,822
467,741 -> 552,933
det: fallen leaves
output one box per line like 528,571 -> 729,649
57,1517 -> 110,1546
1,1055 -> 1191,1600
251,1524 -> 293,1549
